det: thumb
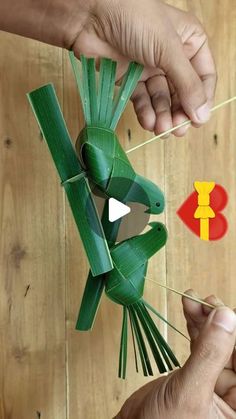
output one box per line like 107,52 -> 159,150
179,306 -> 236,397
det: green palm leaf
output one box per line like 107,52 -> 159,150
27,84 -> 113,277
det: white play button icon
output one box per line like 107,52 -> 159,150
108,198 -> 131,222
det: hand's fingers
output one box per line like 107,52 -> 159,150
215,369 -> 236,398
182,289 -> 206,341
160,35 -> 210,125
164,6 -> 216,119
73,27 -> 161,84
73,31 -> 130,81
183,290 -> 225,341
223,386 -> 236,411
131,82 -> 156,132
191,38 -> 217,108
222,386 -> 236,411
233,350 -> 236,372
202,295 -> 224,314
172,109 -> 191,137
146,74 -> 172,137
202,297 -> 234,371
168,87 -> 191,136
179,307 -> 236,399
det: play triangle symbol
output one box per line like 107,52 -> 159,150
108,198 -> 131,222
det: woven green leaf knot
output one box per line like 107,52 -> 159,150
105,222 -> 167,305
76,125 -> 165,213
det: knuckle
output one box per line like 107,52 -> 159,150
181,78 -> 206,108
151,92 -> 170,108
134,101 -> 150,114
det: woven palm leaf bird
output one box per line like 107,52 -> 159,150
70,52 -> 165,214
77,206 -> 180,377
104,222 -> 180,378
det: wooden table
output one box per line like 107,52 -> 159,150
0,1 -> 235,417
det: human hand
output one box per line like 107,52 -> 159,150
115,291 -> 236,419
0,0 -> 216,136
72,0 -> 217,136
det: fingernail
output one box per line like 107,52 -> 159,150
161,133 -> 170,139
195,103 -> 211,123
214,296 -> 224,306
212,308 -> 236,333
186,289 -> 200,298
207,295 -> 224,307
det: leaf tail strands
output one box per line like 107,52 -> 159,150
129,311 -> 139,373
27,84 -> 113,277
110,61 -> 144,130
126,96 -> 236,154
119,300 -> 180,379
69,51 -> 86,116
119,306 -> 128,379
69,52 -> 143,129
143,299 -> 189,341
129,306 -> 153,377
139,302 -> 180,369
83,56 -> 99,124
105,223 -> 180,377
97,58 -> 117,127
105,61 -> 118,126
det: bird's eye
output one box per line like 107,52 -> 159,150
156,202 -> 160,207
157,227 -> 161,232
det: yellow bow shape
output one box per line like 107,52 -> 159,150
194,181 -> 216,241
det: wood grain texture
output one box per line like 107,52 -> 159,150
0,0 -> 235,417
0,34 -> 66,418
165,0 -> 236,361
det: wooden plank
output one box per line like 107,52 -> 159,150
0,0 -> 235,417
0,33 -> 66,418
62,51 -> 167,418
165,0 -> 236,362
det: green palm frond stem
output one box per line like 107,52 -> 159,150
27,84 -> 113,277
76,200 -> 122,331
104,222 -> 180,378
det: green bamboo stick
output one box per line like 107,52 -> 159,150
27,83 -> 113,277
76,200 -> 121,330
